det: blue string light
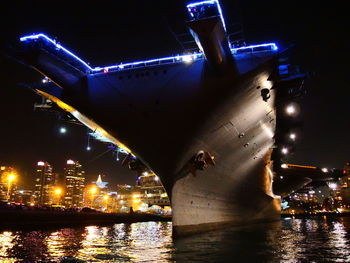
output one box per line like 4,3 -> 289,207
20,33 -> 278,74
187,0 -> 227,32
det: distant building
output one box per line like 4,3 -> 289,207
86,175 -> 109,211
282,163 -> 350,214
93,174 -> 109,190
14,190 -> 34,205
137,173 -> 170,210
114,184 -> 134,212
34,161 -> 54,206
0,166 -> 17,202
339,162 -> 350,208
64,160 -> 85,208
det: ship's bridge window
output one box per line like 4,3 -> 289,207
188,2 -> 220,21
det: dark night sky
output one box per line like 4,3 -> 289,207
0,0 -> 348,189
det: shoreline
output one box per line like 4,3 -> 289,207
0,209 -> 171,231
281,212 -> 350,218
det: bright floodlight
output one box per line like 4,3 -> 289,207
59,127 -> 67,134
289,133 -> 296,140
90,187 -> 97,194
67,160 -> 75,165
322,168 -> 328,173
8,174 -> 15,182
281,147 -> 288,155
281,163 -> 288,169
182,55 -> 194,64
86,146 -> 91,151
329,183 -> 337,190
37,161 -> 45,166
286,105 -> 296,115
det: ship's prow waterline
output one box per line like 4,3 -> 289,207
8,0 -> 307,236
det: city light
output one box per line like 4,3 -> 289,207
67,160 -> 75,165
6,173 -> 16,200
133,194 -> 140,199
286,105 -> 296,115
285,164 -> 317,169
289,133 -> 296,140
322,168 -> 328,173
86,146 -> 91,151
54,188 -> 62,195
281,164 -> 288,169
54,188 -> 62,205
59,127 -> 67,134
103,195 -> 109,201
90,187 -> 97,194
89,186 -> 97,208
8,174 -> 15,183
329,183 -> 337,190
37,161 -> 45,166
281,147 -> 288,155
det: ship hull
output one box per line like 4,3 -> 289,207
172,154 -> 281,236
84,60 -> 281,235
11,36 -> 282,235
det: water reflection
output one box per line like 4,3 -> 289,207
0,218 -> 349,262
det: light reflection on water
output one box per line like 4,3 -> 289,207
0,217 -> 349,262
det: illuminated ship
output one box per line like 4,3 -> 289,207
9,0 -> 305,235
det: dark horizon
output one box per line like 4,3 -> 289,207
0,0 -> 348,189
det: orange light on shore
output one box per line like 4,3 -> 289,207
8,174 -> 15,182
90,187 -> 97,194
6,173 -> 16,201
54,188 -> 62,196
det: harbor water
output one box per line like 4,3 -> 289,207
1,216 -> 350,262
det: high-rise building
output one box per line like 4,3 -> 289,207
34,161 -> 54,206
64,160 -> 85,208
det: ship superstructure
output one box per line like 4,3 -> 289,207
8,0 -> 305,235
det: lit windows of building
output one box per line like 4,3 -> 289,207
64,160 -> 85,208
34,161 -> 54,206
137,173 -> 170,210
14,190 -> 34,205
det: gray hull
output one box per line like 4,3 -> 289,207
10,32 -> 282,235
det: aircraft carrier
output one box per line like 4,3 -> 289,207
8,0 -> 305,235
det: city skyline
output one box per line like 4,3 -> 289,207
1,162 -> 171,215
1,159 -> 131,190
